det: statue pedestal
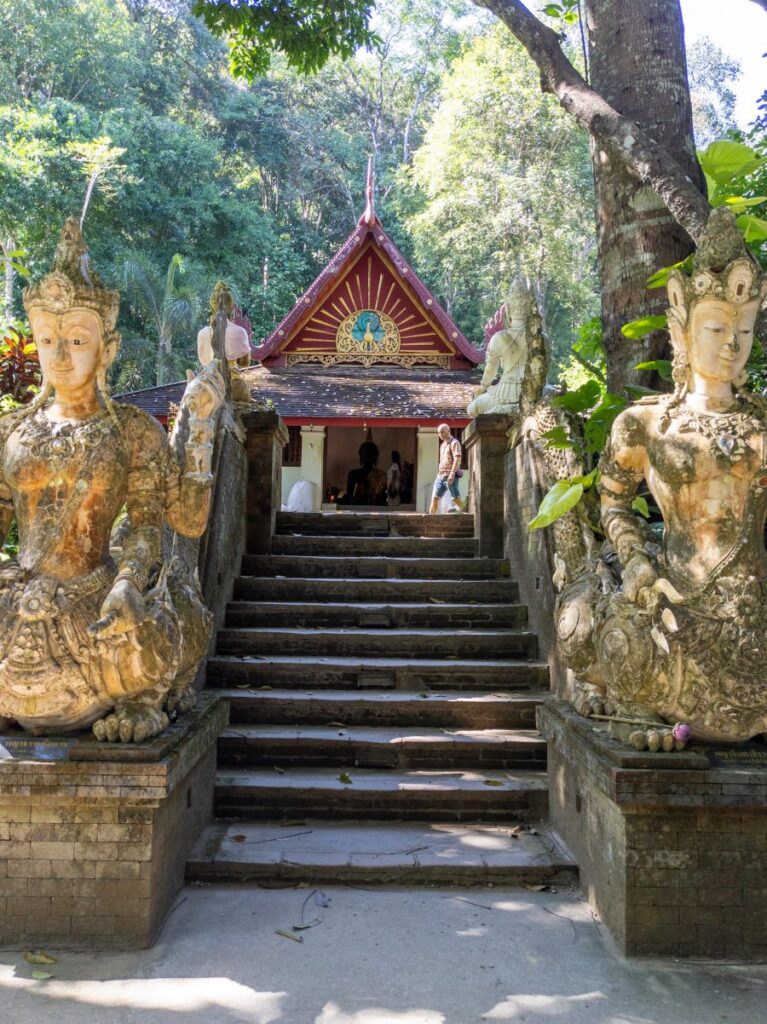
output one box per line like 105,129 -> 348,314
463,414 -> 515,558
0,694 -> 227,950
538,700 -> 767,959
243,409 -> 289,554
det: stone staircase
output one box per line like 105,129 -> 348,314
187,511 -> 576,886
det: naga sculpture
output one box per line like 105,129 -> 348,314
467,277 -> 533,417
550,208 -> 767,749
0,218 -> 225,742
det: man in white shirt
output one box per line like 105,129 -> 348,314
429,423 -> 464,513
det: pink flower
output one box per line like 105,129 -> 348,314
673,722 -> 691,742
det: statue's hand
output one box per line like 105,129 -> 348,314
622,553 -> 658,607
89,579 -> 146,640
182,359 -> 226,422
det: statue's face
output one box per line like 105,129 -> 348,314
31,308 -> 104,391
687,297 -> 759,384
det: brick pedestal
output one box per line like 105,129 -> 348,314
463,414 -> 514,558
539,700 -> 767,959
0,694 -> 227,950
243,410 -> 289,554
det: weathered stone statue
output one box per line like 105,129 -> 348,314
467,277 -> 534,417
0,219 -> 225,742
554,209 -> 767,749
197,281 -> 251,404
197,281 -> 251,368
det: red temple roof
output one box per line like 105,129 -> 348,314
253,162 -> 484,370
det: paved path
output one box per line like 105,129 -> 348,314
1,885 -> 765,1023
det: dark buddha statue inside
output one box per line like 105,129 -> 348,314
339,440 -> 387,506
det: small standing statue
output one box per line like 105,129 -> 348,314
0,219 -> 225,742
467,277 -> 534,417
556,208 -> 767,750
197,281 -> 251,404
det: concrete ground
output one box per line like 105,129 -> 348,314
0,884 -> 764,1024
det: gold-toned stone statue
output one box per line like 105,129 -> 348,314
0,219 -> 225,742
554,209 -> 767,749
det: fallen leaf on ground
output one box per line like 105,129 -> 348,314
280,820 -> 307,827
273,766 -> 286,775
338,772 -> 353,784
525,884 -> 549,892
327,721 -> 346,728
484,779 -> 503,787
275,929 -> 303,943
230,834 -> 247,843
24,951 -> 57,966
31,971 -> 55,980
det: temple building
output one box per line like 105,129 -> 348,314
120,169 -> 485,510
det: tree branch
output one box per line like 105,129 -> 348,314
473,0 -> 711,241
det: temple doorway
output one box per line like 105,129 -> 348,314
324,426 -> 418,509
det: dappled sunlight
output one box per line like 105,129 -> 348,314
481,991 -> 606,1019
0,969 -> 285,1022
315,1002 -> 446,1024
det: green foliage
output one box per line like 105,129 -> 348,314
528,478 -> 583,529
401,25 -> 599,370
634,359 -> 672,382
541,1 -> 580,27
193,0 -> 377,79
621,314 -> 668,340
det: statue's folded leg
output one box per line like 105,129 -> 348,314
93,689 -> 170,744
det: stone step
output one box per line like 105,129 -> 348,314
276,511 -> 474,537
187,820 -> 578,887
241,555 -> 508,580
270,535 -> 478,558
219,724 -> 546,770
219,688 -> 544,729
214,766 -> 549,821
233,576 -> 520,603
206,655 -> 549,691
225,601 -> 526,630
216,627 -> 538,660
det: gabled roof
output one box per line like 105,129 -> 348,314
116,364 -> 479,423
253,162 -> 484,369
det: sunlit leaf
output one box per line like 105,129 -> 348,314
540,425 -> 574,450
552,379 -> 601,412
621,315 -> 668,340
645,255 -> 693,289
631,496 -> 650,518
529,480 -> 584,530
737,214 -> 767,243
634,359 -> 673,381
698,141 -> 765,188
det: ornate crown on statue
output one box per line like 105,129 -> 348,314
23,217 -> 120,334
667,208 -> 766,328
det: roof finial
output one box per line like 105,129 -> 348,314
361,156 -> 375,227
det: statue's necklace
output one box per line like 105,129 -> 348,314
675,403 -> 759,463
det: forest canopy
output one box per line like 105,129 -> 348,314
0,0 -> 754,391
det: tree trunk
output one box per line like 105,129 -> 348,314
584,0 -> 705,394
156,328 -> 173,386
2,237 -> 16,321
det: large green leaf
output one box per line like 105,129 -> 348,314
634,359 -> 673,381
737,214 -> 767,244
645,255 -> 693,290
621,315 -> 668,340
714,194 -> 767,212
551,379 -> 602,412
529,480 -> 584,530
698,141 -> 765,187
541,425 -> 574,450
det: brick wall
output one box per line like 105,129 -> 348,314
0,697 -> 226,950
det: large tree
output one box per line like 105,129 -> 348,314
195,0 -> 748,393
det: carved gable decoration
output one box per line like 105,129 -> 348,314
253,165 -> 483,370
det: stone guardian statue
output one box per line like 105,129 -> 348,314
467,277 -> 534,417
0,219 -> 225,742
554,208 -> 767,750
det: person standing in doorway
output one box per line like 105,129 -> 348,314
430,423 -> 464,513
387,450 -> 402,508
